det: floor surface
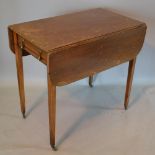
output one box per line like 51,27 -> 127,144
0,84 -> 155,155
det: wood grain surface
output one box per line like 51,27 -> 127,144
8,8 -> 146,55
48,24 -> 146,85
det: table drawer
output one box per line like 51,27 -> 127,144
48,24 -> 146,86
8,29 -> 47,65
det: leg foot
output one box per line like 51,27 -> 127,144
124,58 -> 136,110
22,112 -> 26,119
51,144 -> 57,151
89,75 -> 93,88
124,104 -> 128,110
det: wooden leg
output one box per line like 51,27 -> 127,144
13,33 -> 26,118
47,73 -> 57,151
124,58 -> 136,110
89,75 -> 93,87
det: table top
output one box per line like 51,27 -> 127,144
9,8 -> 145,54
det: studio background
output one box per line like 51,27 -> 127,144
0,0 -> 155,86
1,1 -> 155,155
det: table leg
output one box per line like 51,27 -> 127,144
47,73 -> 57,151
89,75 -> 94,87
14,33 -> 26,118
124,58 -> 136,110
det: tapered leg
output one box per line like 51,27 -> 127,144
13,33 -> 26,118
124,58 -> 136,110
47,73 -> 57,151
89,75 -> 93,87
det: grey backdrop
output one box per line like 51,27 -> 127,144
0,0 -> 155,86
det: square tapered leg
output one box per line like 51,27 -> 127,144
124,58 -> 136,110
47,73 -> 57,150
13,32 -> 26,118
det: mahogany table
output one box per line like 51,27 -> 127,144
8,8 -> 147,150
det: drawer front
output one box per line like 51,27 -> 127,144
8,28 -> 47,64
48,25 -> 146,86
8,28 -> 29,56
17,36 -> 47,64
